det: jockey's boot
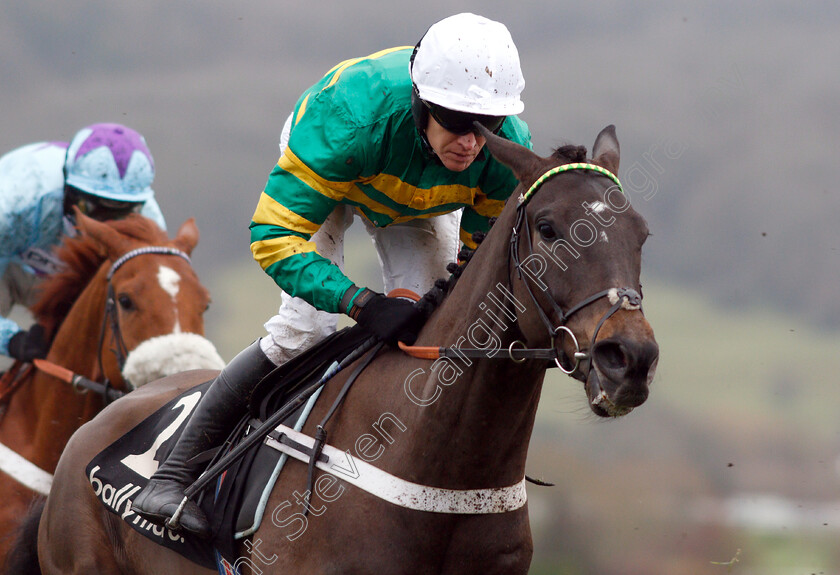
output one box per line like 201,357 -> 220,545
131,339 -> 275,539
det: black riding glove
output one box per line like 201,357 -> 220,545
8,324 -> 49,363
346,288 -> 425,346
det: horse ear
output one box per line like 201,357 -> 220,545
173,218 -> 200,255
592,124 -> 620,175
474,122 -> 543,183
73,207 -> 133,257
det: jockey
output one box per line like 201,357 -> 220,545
133,13 -> 532,537
0,123 -> 167,362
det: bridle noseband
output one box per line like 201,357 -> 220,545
509,163 -> 642,380
96,246 -> 192,396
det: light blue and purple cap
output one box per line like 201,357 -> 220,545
64,123 -> 155,202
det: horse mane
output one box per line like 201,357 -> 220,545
414,221 -> 496,319
30,216 -> 167,336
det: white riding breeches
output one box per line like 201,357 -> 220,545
259,114 -> 461,366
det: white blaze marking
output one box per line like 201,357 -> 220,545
157,265 -> 182,333
600,231 -> 609,243
589,201 -> 608,213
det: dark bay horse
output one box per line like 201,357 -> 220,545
0,212 -> 224,563
31,125 -> 658,574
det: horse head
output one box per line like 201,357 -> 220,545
57,209 -> 224,389
479,124 -> 658,417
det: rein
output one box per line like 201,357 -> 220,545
400,163 -> 642,381
170,335 -> 381,529
0,363 -> 33,407
33,359 -> 125,402
95,246 -> 192,399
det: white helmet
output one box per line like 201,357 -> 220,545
64,123 -> 155,203
410,13 -> 525,116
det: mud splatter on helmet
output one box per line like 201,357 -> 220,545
64,123 -> 155,202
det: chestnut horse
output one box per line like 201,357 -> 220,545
0,212 -> 224,564
28,125 -> 658,574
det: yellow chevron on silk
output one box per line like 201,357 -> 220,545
471,196 -> 506,217
277,151 -> 352,199
360,173 -> 477,212
252,191 -> 321,236
251,235 -> 317,270
321,47 -> 413,92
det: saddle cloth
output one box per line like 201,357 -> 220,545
86,326 -> 372,570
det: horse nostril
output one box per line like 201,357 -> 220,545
592,341 -> 627,372
593,338 -> 659,384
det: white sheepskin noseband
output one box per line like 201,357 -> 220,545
122,333 -> 226,388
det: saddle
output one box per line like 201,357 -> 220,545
86,325 -> 374,570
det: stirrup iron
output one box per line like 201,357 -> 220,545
164,496 -> 190,532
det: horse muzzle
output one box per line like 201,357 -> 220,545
584,336 -> 659,417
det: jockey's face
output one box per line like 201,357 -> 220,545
425,116 -> 486,172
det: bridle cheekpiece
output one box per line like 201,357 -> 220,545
510,162 -> 642,379
97,246 -> 192,397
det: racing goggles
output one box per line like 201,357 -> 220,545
422,99 -> 506,136
66,187 -> 144,222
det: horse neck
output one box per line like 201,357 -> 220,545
49,267 -> 112,376
24,268 -> 112,471
389,203 -> 548,487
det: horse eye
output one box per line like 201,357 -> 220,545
117,294 -> 135,311
537,222 -> 558,241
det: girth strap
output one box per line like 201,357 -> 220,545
0,442 -> 53,495
264,424 -> 528,514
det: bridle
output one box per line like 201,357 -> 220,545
504,162 -> 642,380
399,162 -> 643,382
508,162 -> 642,381
95,246 -> 192,397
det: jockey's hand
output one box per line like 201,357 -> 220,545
8,324 -> 49,363
348,289 -> 425,346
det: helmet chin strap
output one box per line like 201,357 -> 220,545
409,85 -> 437,160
